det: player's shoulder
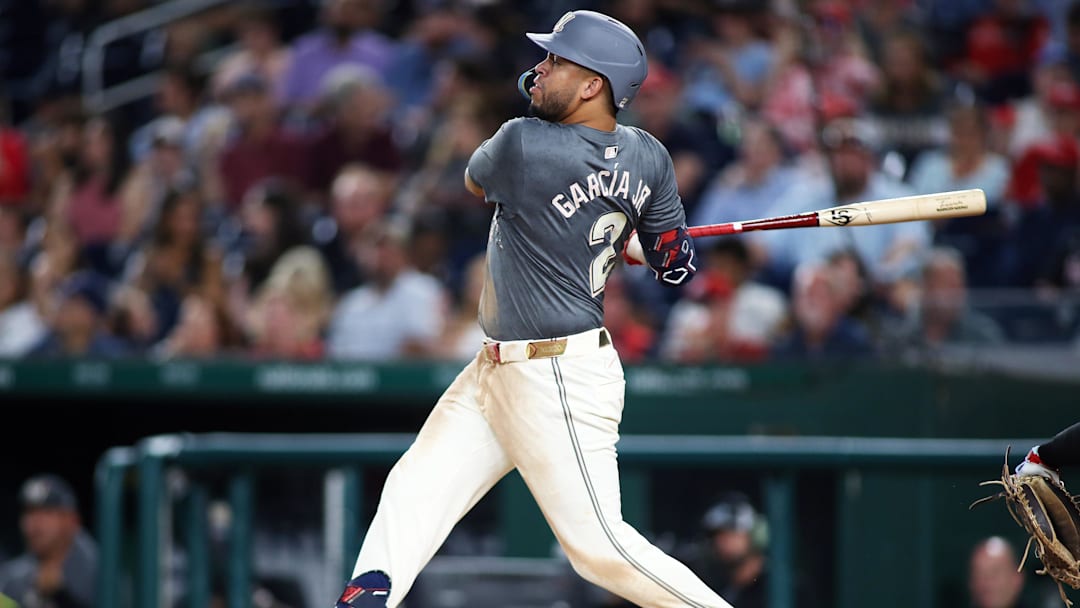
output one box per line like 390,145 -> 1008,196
497,116 -> 547,136
618,124 -> 665,147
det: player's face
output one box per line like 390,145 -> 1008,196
528,53 -> 586,122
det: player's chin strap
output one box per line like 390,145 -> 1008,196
517,69 -> 536,102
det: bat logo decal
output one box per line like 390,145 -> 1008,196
825,208 -> 857,226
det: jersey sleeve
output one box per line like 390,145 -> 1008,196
637,139 -> 686,232
636,135 -> 696,286
467,118 -> 525,205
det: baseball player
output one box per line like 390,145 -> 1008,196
336,10 -> 733,608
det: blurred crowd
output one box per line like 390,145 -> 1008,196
1,0 -> 1079,365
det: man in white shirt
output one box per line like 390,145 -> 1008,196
326,221 -> 447,360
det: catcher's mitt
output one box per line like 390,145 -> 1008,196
971,447 -> 1080,607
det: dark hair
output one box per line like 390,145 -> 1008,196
153,185 -> 206,249
162,62 -> 207,103
75,112 -> 133,197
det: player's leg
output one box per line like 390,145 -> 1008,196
480,347 -> 734,608
342,354 -> 515,608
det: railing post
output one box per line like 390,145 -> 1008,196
764,471 -> 796,608
228,471 -> 254,608
185,481 -> 210,608
137,450 -> 165,608
96,447 -> 135,608
324,467 -> 364,592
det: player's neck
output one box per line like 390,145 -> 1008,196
561,103 -> 616,132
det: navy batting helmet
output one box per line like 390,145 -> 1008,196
523,10 -> 648,111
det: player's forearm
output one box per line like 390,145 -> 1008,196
639,226 -> 697,287
1038,422 -> 1080,469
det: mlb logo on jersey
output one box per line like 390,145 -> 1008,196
605,146 -> 618,159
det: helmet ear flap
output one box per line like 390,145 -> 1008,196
517,70 -> 536,101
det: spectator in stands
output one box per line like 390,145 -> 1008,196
27,270 -> 128,358
1002,134 -> 1080,287
305,66 -> 402,194
395,55 -> 502,168
433,252 -> 487,361
968,536 -> 1026,608
0,99 -> 30,207
244,246 -> 333,360
384,4 -> 488,116
600,267 -> 658,365
1008,81 -> 1080,208
314,164 -> 390,294
0,206 -> 28,259
0,475 -> 97,608
760,116 -> 929,289
217,73 -> 310,211
661,238 -> 786,363
153,294 -> 225,360
122,185 -> 226,346
212,4 -> 293,103
882,247 -> 1005,354
908,101 -> 1011,209
1005,48 -> 1076,159
824,248 -> 900,349
956,0 -> 1050,104
852,0 -> 923,67
395,96 -> 499,279
0,250 -> 46,357
690,118 -> 797,254
107,283 -> 160,353
803,0 -> 882,116
867,28 -> 949,178
124,117 -> 194,242
49,113 -> 140,276
129,64 -> 213,165
628,60 -> 734,218
772,261 -> 876,359
680,492 -> 768,608
25,220 -> 80,325
24,107 -> 84,217
760,12 -> 820,154
278,0 -> 399,113
326,220 -> 447,360
681,0 -> 774,118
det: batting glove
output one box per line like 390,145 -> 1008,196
1015,445 -> 1062,487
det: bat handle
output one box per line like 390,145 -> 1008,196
688,212 -> 820,238
688,223 -> 741,238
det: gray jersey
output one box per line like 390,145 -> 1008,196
467,117 -> 686,341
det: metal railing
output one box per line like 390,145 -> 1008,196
95,433 -> 1044,608
81,0 -> 233,113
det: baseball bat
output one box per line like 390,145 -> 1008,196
686,188 -> 987,238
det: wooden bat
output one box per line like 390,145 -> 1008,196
686,188 -> 987,238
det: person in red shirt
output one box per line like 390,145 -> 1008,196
217,73 -> 310,210
959,0 -> 1051,103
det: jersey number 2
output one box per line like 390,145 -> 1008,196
589,211 -> 628,297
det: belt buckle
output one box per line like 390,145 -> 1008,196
484,343 -> 502,364
526,338 -> 568,359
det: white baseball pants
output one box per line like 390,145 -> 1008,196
352,327 -> 733,608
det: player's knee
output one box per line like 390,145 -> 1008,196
564,546 -> 629,587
